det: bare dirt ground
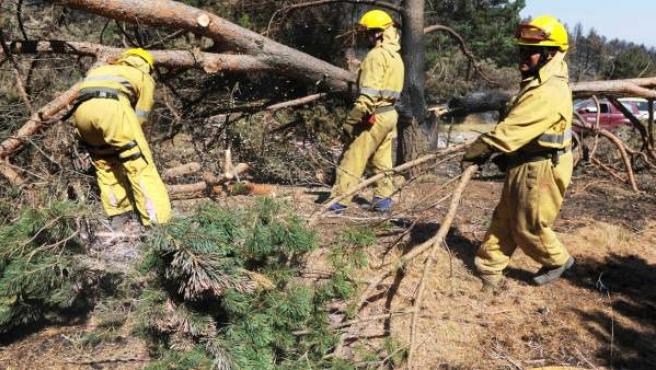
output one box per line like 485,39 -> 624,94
1,159 -> 655,370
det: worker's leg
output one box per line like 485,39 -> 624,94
331,112 -> 396,206
369,111 -> 397,199
74,101 -> 133,218
113,104 -> 171,225
475,176 -> 518,279
512,152 -> 573,268
92,158 -> 134,217
76,98 -> 171,225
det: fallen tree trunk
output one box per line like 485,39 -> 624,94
167,163 -> 249,199
3,40 -> 273,74
574,79 -> 656,99
162,162 -> 202,182
450,77 -> 656,114
0,161 -> 26,186
52,0 -> 356,90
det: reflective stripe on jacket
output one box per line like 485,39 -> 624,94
481,51 -> 573,153
354,26 -> 405,115
77,64 -> 155,124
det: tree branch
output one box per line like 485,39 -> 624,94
423,24 -> 498,85
573,112 -> 639,192
52,0 -> 356,90
407,164 -> 477,369
3,40 -> 273,73
308,142 -> 471,225
0,85 -> 79,160
0,30 -> 35,114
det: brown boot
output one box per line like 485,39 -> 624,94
109,212 -> 136,231
480,274 -> 504,293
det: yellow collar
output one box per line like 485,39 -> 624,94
521,51 -> 568,90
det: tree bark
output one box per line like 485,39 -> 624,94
449,78 -> 656,115
52,0 -> 356,91
397,0 -> 428,165
4,40 -> 273,74
574,80 -> 656,99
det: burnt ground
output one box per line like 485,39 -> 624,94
1,159 -> 655,369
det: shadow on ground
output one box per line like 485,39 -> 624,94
564,253 -> 656,369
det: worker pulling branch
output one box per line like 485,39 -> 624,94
461,15 -> 575,290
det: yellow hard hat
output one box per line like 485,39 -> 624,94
358,9 -> 394,31
120,48 -> 155,69
515,15 -> 569,52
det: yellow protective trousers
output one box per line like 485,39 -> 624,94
331,110 -> 397,205
475,151 -> 573,277
73,96 -> 171,225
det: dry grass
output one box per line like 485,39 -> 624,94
1,175 -> 654,369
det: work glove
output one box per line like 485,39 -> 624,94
460,139 -> 493,171
342,107 -> 367,140
491,154 -> 509,173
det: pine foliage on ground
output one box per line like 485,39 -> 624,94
0,198 -> 401,368
138,199 -> 380,369
0,202 -> 98,333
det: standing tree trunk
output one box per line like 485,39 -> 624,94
397,0 -> 428,165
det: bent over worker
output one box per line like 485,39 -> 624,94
328,9 -> 405,213
73,48 -> 171,227
461,15 -> 574,289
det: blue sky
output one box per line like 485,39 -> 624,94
520,0 -> 655,48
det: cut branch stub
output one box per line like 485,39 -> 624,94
196,13 -> 210,27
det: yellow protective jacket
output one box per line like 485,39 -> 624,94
77,60 -> 155,125
480,52 -> 572,153
349,26 -> 405,121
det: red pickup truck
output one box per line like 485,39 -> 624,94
575,99 -> 641,131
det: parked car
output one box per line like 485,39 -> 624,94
618,97 -> 650,120
574,98 -> 641,131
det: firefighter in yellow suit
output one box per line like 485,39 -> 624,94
73,48 -> 171,227
328,9 -> 405,213
461,16 -> 574,289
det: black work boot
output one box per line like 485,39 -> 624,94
533,256 -> 575,286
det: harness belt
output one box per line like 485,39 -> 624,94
82,140 -> 144,163
374,105 -> 397,114
506,147 -> 570,168
61,88 -> 129,121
